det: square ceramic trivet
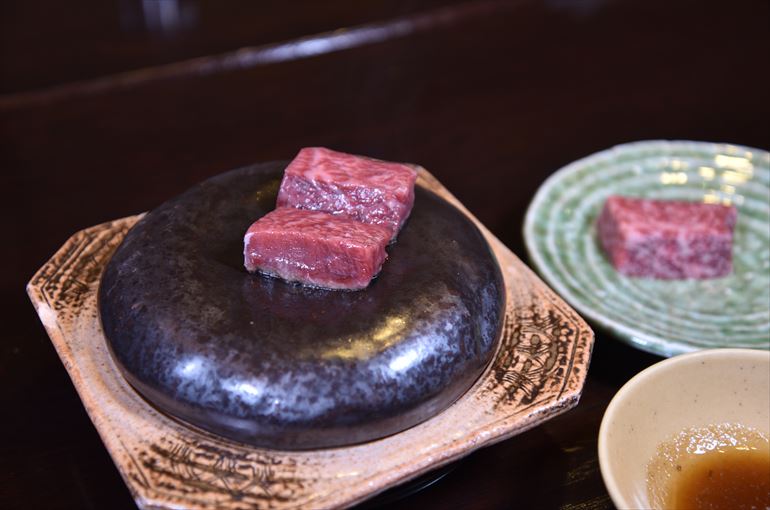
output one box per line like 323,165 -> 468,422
28,169 -> 593,510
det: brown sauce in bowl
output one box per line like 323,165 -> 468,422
647,423 -> 770,510
667,444 -> 770,509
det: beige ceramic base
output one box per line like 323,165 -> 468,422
27,169 -> 593,510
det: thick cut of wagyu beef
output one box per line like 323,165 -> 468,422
244,207 -> 391,290
276,147 -> 418,239
597,196 -> 737,279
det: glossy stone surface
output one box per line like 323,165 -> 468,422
99,162 -> 505,449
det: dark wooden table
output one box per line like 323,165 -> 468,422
2,1 -> 768,508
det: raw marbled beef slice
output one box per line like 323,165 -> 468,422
276,147 -> 418,239
244,207 -> 391,290
597,196 -> 737,279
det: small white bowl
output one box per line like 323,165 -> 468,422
598,348 -> 770,509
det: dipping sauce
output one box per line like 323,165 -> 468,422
647,423 -> 770,510
667,444 -> 770,509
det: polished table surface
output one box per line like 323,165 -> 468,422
2,0 -> 769,508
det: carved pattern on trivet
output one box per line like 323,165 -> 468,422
130,437 -> 305,508
30,217 -> 137,321
489,307 -> 576,407
481,253 -> 589,413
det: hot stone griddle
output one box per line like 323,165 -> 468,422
99,162 -> 505,449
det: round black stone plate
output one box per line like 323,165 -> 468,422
99,162 -> 505,450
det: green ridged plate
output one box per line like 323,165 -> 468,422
524,140 -> 770,357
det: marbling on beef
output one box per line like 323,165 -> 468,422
597,196 -> 737,279
276,147 -> 418,239
244,207 -> 391,290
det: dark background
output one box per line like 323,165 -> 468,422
2,0 -> 768,508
